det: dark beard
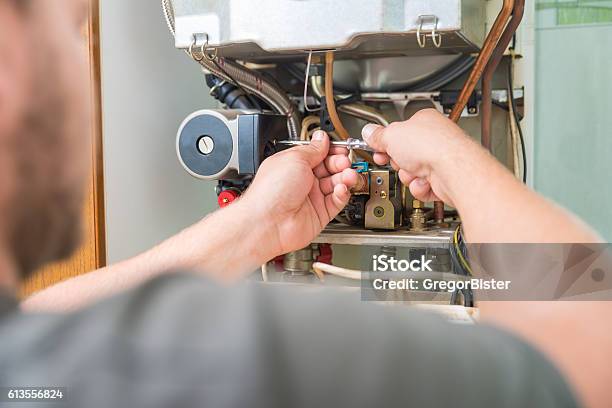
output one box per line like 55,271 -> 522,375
6,59 -> 86,279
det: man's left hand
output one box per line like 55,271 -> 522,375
242,130 -> 357,258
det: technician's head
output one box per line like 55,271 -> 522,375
0,0 -> 90,282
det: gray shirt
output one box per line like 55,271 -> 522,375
0,274 -> 579,407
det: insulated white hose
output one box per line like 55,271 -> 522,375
312,262 -> 363,281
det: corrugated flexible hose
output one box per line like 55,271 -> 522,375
161,0 -> 301,139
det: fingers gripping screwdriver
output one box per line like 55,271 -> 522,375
275,138 -> 377,153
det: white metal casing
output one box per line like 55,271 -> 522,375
172,0 -> 487,59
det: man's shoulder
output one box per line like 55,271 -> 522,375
0,273 -> 580,408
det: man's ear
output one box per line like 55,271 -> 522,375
0,2 -> 30,135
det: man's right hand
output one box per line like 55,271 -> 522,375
361,108 -> 479,207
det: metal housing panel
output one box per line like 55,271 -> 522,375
172,0 -> 487,59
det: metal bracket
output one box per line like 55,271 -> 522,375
417,15 -> 442,49
188,32 -> 218,62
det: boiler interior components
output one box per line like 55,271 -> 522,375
217,189 -> 240,208
177,109 -> 287,180
164,0 -> 525,302
410,200 -> 427,232
365,170 -> 402,230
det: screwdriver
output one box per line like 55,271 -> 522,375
275,138 -> 377,153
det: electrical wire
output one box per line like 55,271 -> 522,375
312,262 -> 363,281
408,55 -> 476,92
453,224 -> 473,276
507,54 -> 527,183
492,100 -> 524,120
300,115 -> 322,140
285,55 -> 476,93
261,263 -> 269,282
450,224 -> 474,307
314,260 -> 473,307
507,83 -> 522,179
303,51 -> 321,113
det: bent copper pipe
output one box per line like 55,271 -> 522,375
436,0 -> 515,223
449,0 -> 515,123
481,0 -> 525,151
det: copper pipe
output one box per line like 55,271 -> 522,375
449,0 -> 515,122
323,52 -> 372,162
437,0 -> 515,220
433,201 -> 445,224
312,75 -> 389,130
324,51 -> 350,140
481,0 -> 525,151
338,104 -> 390,127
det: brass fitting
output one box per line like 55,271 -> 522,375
284,247 -> 316,275
410,200 -> 426,232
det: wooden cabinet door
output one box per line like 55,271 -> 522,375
21,0 -> 105,297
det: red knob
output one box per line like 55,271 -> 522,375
316,244 -> 333,264
217,190 -> 240,208
273,255 -> 285,268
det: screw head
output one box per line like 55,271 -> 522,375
197,135 -> 215,155
373,206 -> 385,218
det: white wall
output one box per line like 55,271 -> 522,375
99,0 -> 218,263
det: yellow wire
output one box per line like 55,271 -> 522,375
454,224 -> 473,275
300,115 -> 321,140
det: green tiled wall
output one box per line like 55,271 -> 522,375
535,1 -> 612,240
